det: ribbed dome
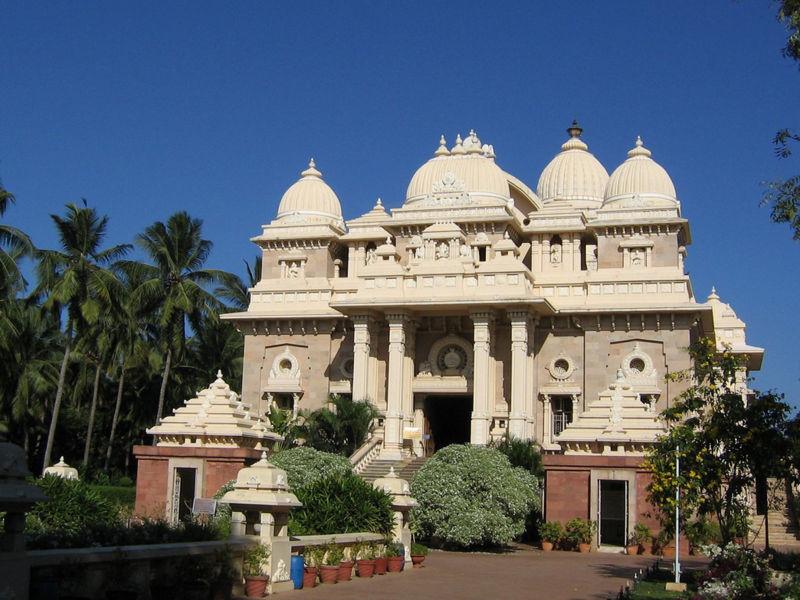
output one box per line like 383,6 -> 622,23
537,122 -> 609,208
405,131 -> 511,206
276,159 -> 343,224
603,138 -> 677,209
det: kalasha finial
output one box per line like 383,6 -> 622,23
567,120 -> 583,138
376,197 -> 383,207
635,136 -> 643,147
309,157 -> 316,168
435,134 -> 449,156
216,369 -> 223,380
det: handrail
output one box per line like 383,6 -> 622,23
349,433 -> 382,473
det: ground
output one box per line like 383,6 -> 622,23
296,547 -> 707,600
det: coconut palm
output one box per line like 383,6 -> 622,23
128,211 -> 226,427
35,202 -> 130,473
0,185 -> 33,298
214,255 -> 261,311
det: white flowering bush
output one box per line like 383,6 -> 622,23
410,444 -> 541,549
270,447 -> 353,491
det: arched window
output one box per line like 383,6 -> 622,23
549,235 -> 562,264
580,234 -> 598,271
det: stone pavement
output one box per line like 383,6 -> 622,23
294,547 -> 708,600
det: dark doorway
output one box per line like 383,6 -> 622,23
599,479 -> 627,547
175,467 -> 197,522
424,396 -> 471,452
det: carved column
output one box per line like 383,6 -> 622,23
470,311 -> 494,445
382,313 -> 408,459
542,394 -> 552,445
508,311 -> 530,440
526,316 -> 538,440
352,315 -> 372,402
402,321 -> 417,429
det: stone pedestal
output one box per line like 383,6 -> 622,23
373,467 -> 418,564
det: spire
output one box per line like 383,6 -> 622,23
561,120 -> 589,151
567,119 -> 583,138
434,134 -> 450,156
627,136 -> 652,158
451,133 -> 466,155
707,286 -> 720,301
466,129 -> 482,154
301,158 -> 323,178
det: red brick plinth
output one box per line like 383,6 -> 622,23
133,445 -> 263,518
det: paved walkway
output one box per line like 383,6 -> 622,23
296,547 -> 707,600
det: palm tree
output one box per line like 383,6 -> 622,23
129,212 -> 226,427
0,184 -> 33,298
214,255 -> 261,311
36,202 -> 130,473
300,395 -> 379,456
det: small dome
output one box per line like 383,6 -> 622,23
603,137 -> 677,209
537,121 -> 609,208
276,159 -> 343,224
405,131 -> 511,206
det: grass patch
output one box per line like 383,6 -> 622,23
629,580 -> 683,599
89,485 -> 136,509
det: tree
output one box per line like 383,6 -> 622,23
214,255 -> 261,311
644,338 -> 791,545
0,184 -> 33,298
35,202 -> 130,473
129,212 -> 226,427
299,395 -> 378,456
762,1 -> 800,239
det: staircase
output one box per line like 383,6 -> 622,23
358,456 -> 427,483
752,480 -> 800,549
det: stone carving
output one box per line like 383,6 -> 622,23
459,243 -> 471,258
414,246 -> 425,259
630,248 -> 645,267
287,262 -> 300,278
366,247 -> 377,265
435,242 -> 449,259
550,242 -> 562,264
432,171 -> 465,194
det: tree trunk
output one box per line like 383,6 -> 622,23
42,331 -> 71,474
152,348 -> 172,444
104,363 -> 126,473
82,360 -> 103,467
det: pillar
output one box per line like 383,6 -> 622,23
352,315 -> 372,402
508,311 -> 530,440
526,316 -> 538,440
470,311 -> 494,445
402,321 -> 417,429
382,313 -> 408,459
542,394 -> 552,445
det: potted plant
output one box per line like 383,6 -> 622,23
354,542 -> 376,577
657,531 -> 675,558
242,543 -> 270,598
302,546 -> 325,589
625,533 -> 639,555
210,547 -> 237,600
338,544 -> 354,582
319,544 -> 342,584
410,543 -> 428,567
386,542 -> 405,572
374,541 -> 388,575
633,523 -> 652,555
538,521 -> 563,552
565,518 -> 595,553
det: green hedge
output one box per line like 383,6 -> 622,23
270,447 -> 353,490
89,485 -> 136,510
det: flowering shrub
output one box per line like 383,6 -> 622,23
410,444 -> 541,549
691,543 -> 800,599
270,447 -> 353,490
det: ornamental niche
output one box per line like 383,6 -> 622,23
418,335 -> 473,378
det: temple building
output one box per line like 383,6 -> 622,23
222,124 -> 763,547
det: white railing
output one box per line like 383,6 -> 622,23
350,433 -> 383,474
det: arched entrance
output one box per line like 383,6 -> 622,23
424,395 -> 472,453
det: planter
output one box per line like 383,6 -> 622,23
411,555 -> 426,568
578,543 -> 591,553
244,575 -> 269,598
374,556 -> 388,575
639,542 -> 652,556
303,567 -> 318,589
387,556 -> 404,572
626,545 -> 638,556
662,545 -> 676,558
356,559 -> 376,577
541,541 -> 554,552
337,560 -> 353,582
319,566 -> 338,584
211,579 -> 234,600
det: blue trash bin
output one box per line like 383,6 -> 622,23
291,554 -> 305,589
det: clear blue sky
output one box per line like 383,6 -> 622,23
2,2 -> 798,406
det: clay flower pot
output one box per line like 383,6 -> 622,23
626,545 -> 638,556
541,541 -> 554,552
387,556 -> 404,572
374,556 -> 388,575
356,559 -> 376,577
319,566 -> 338,584
337,560 -> 353,581
303,567 -> 318,589
578,543 -> 591,553
411,555 -> 426,568
662,545 -> 676,558
640,542 -> 652,556
244,575 -> 269,598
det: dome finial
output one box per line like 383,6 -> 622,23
627,136 -> 651,158
567,120 -> 583,138
708,286 -> 720,301
434,134 -> 450,157
451,133 -> 466,155
301,158 -> 323,178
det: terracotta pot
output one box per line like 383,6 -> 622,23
387,556 -> 404,572
374,556 -> 388,575
319,565 -> 339,584
244,575 -> 269,598
541,541 -> 554,552
356,559 -> 376,577
640,542 -> 652,556
578,543 -> 591,553
626,545 -> 638,556
337,560 -> 353,581
662,545 -> 676,558
302,569 -> 317,589
411,555 -> 425,567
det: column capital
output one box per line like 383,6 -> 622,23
470,310 -> 496,324
386,311 -> 411,325
507,309 -> 533,322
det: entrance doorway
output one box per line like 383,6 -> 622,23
172,467 -> 197,523
598,479 -> 628,547
424,396 -> 471,452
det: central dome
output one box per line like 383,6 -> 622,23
405,131 -> 511,206
536,121 -> 609,209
